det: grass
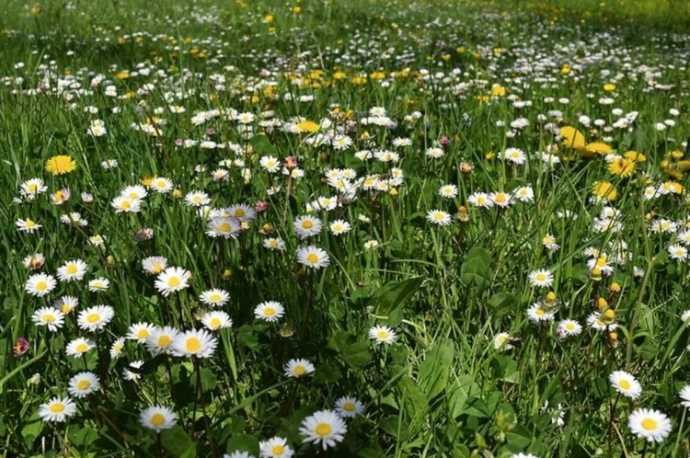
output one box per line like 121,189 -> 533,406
1,0 -> 690,457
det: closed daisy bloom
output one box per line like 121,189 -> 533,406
142,256 -> 168,275
259,436 -> 294,458
334,396 -> 363,418
609,371 -> 642,399
369,325 -> 396,344
146,326 -> 180,354
200,311 -> 232,331
127,322 -> 156,342
171,329 -> 218,358
206,217 -> 242,239
66,338 -> 95,357
38,397 -> 77,422
299,410 -> 347,450
294,215 -> 322,239
77,305 -> 115,331
68,372 -> 100,398
628,408 -> 672,443
679,385 -> 690,408
254,301 -> 285,322
329,220 -> 351,235
426,210 -> 451,226
263,237 -> 286,251
200,289 -> 230,307
139,405 -> 177,432
16,218 -> 42,233
528,269 -> 553,288
556,319 -> 582,337
57,259 -> 88,282
88,277 -> 110,292
439,184 -> 458,199
284,358 -> 315,378
25,273 -> 57,297
296,246 -> 330,269
110,337 -> 126,358
32,307 -> 65,332
155,267 -> 191,296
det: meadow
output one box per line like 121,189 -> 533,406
1,0 -> 690,456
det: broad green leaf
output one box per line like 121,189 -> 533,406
341,341 -> 372,368
417,339 -> 454,399
375,277 -> 425,326
225,434 -> 259,456
160,426 -> 196,458
398,376 -> 428,435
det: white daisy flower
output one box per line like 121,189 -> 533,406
299,410 -> 347,450
68,372 -> 100,398
38,397 -> 77,422
170,329 -> 218,358
628,408 -> 672,443
284,358 -> 315,378
609,370 -> 642,399
254,301 -> 285,322
139,405 -> 177,432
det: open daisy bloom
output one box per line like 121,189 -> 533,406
299,410 -> 348,450
39,397 -> 77,422
139,405 -> 177,432
628,408 -> 672,443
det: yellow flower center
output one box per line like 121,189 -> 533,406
209,294 -> 222,302
315,423 -> 332,436
153,263 -> 163,273
536,273 -> 546,281
76,343 -> 88,352
302,220 -> 314,229
619,380 -> 631,390
87,313 -> 100,323
158,335 -> 172,347
120,200 -> 131,210
235,209 -> 245,218
377,331 -> 389,339
536,308 -> 545,316
495,193 -> 506,203
343,402 -> 356,411
66,264 -> 78,274
641,418 -> 658,431
210,318 -> 221,329
565,323 -> 575,330
28,183 -> 37,192
77,380 -> 91,390
137,329 -> 150,339
25,220 -> 36,228
219,222 -> 231,233
150,413 -> 166,426
271,445 -> 285,455
44,314 -> 55,323
264,307 -> 276,316
293,365 -> 306,376
36,281 -> 48,291
168,277 -> 180,287
306,253 -> 319,264
186,337 -> 201,353
50,403 -> 66,413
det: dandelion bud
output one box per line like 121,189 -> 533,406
457,206 -> 470,222
106,255 -> 115,265
603,309 -> 616,321
172,189 -> 182,199
609,282 -> 621,293
221,269 -> 232,280
546,291 -> 557,302
389,188 -> 398,196
609,332 -> 618,342
597,298 -> 608,310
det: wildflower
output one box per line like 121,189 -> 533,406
139,406 -> 177,432
628,409 -> 672,443
68,372 -> 100,398
155,267 -> 191,296
32,307 -> 65,332
127,322 -> 156,342
110,337 -> 125,358
171,329 -> 218,358
200,311 -> 232,331
184,191 -> 211,207
25,273 -> 57,297
609,157 -> 636,177
259,437 -> 294,458
150,177 -> 173,193
199,289 -> 230,307
294,215 -> 323,239
296,246 -> 330,269
513,186 -> 534,202
226,452 -> 256,458
13,337 -> 29,357
38,397 -> 77,422
145,326 -> 179,354
439,184 -> 458,199
20,178 -> 47,196
364,240 -> 379,250
56,259 -> 88,282
679,385 -> 690,408
23,253 -> 45,270
111,196 -> 141,213
609,371 -> 642,399
299,410 -> 347,450
284,358 -> 315,378
142,256 -> 168,275
206,217 -> 241,238
260,156 -> 281,173
263,237 -> 286,251
226,204 -> 256,222
255,301 -> 285,322
426,210 -> 452,226
528,269 -> 553,288
66,338 -> 95,357
77,305 -> 115,331
669,244 -> 688,261
16,218 -> 42,233
123,361 -> 144,380
502,147 -> 526,164
467,192 -> 494,208
527,303 -> 556,323
45,155 -> 77,175
542,235 -> 560,252
556,319 -> 582,338
335,397 -> 364,418
330,220 -> 352,235
592,181 -> 618,202
368,325 -> 396,344
493,332 -> 513,351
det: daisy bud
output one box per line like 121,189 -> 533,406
604,309 -> 616,321
609,282 -> 621,293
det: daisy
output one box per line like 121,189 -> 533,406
299,410 -> 347,450
120,185 -> 148,200
493,332 -> 513,351
467,192 -> 494,208
32,307 -> 65,332
263,237 -> 286,251
206,217 -> 241,238
155,267 -> 191,296
184,191 -> 211,207
20,178 -> 47,196
23,253 -> 45,270
513,186 -> 534,202
260,156 -> 281,173
56,259 -> 88,282
628,408 -> 672,443
199,289 -> 230,307
200,311 -> 232,331
679,385 -> 690,408
259,436 -> 294,458
526,303 -> 556,323
369,325 -> 396,344
334,396 -> 364,418
609,371 -> 642,399
542,235 -> 560,252
502,147 -> 526,164
38,397 -> 77,422
127,322 -> 156,342
66,338 -> 96,357
426,210 -> 452,226
88,277 -> 110,292
16,218 -> 42,233
77,305 -> 115,331
294,215 -> 322,239
111,196 -> 141,213
284,358 -> 315,378
425,147 -> 445,158
139,406 -> 177,432
329,220 -> 352,235
67,372 -> 100,398
587,312 -> 618,331
123,361 -> 144,381
53,295 -> 78,315
151,177 -> 173,193
669,244 -> 688,262
556,319 -> 582,338
110,337 -> 126,358
491,192 -> 512,207
225,204 -> 256,222
144,326 -> 179,354
142,256 -> 168,275
296,246 -> 330,269
171,329 -> 218,358
225,452 -> 256,458
25,273 -> 57,297
439,184 -> 458,199
528,269 -> 553,288
254,301 -> 285,322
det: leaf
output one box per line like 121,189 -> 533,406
160,426 -> 196,458
225,434 -> 259,455
505,424 -> 532,448
199,368 -> 217,392
341,341 -> 372,368
313,363 -> 341,384
417,339 -> 454,399
375,277 -> 425,326
68,425 -> 99,447
398,376 -> 428,435
460,259 -> 492,289
249,134 -> 277,156
448,375 -> 479,420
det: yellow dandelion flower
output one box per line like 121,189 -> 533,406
608,157 -> 636,178
45,155 -> 76,176
624,150 -> 646,162
592,181 -> 617,201
585,141 -> 612,156
296,120 -> 319,133
559,126 -> 586,152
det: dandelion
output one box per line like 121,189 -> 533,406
609,371 -> 642,399
38,397 -> 77,422
334,397 -> 363,418
32,307 -> 65,332
284,358 -> 315,378
259,437 -> 294,458
68,372 -> 100,398
628,409 -> 672,443
299,410 -> 347,450
296,246 -> 330,269
255,301 -> 285,322
25,273 -> 57,297
45,155 -> 77,175
155,267 -> 191,296
369,325 -> 396,344
139,406 -> 177,432
171,329 -> 218,358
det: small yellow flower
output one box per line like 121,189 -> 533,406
45,155 -> 77,176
